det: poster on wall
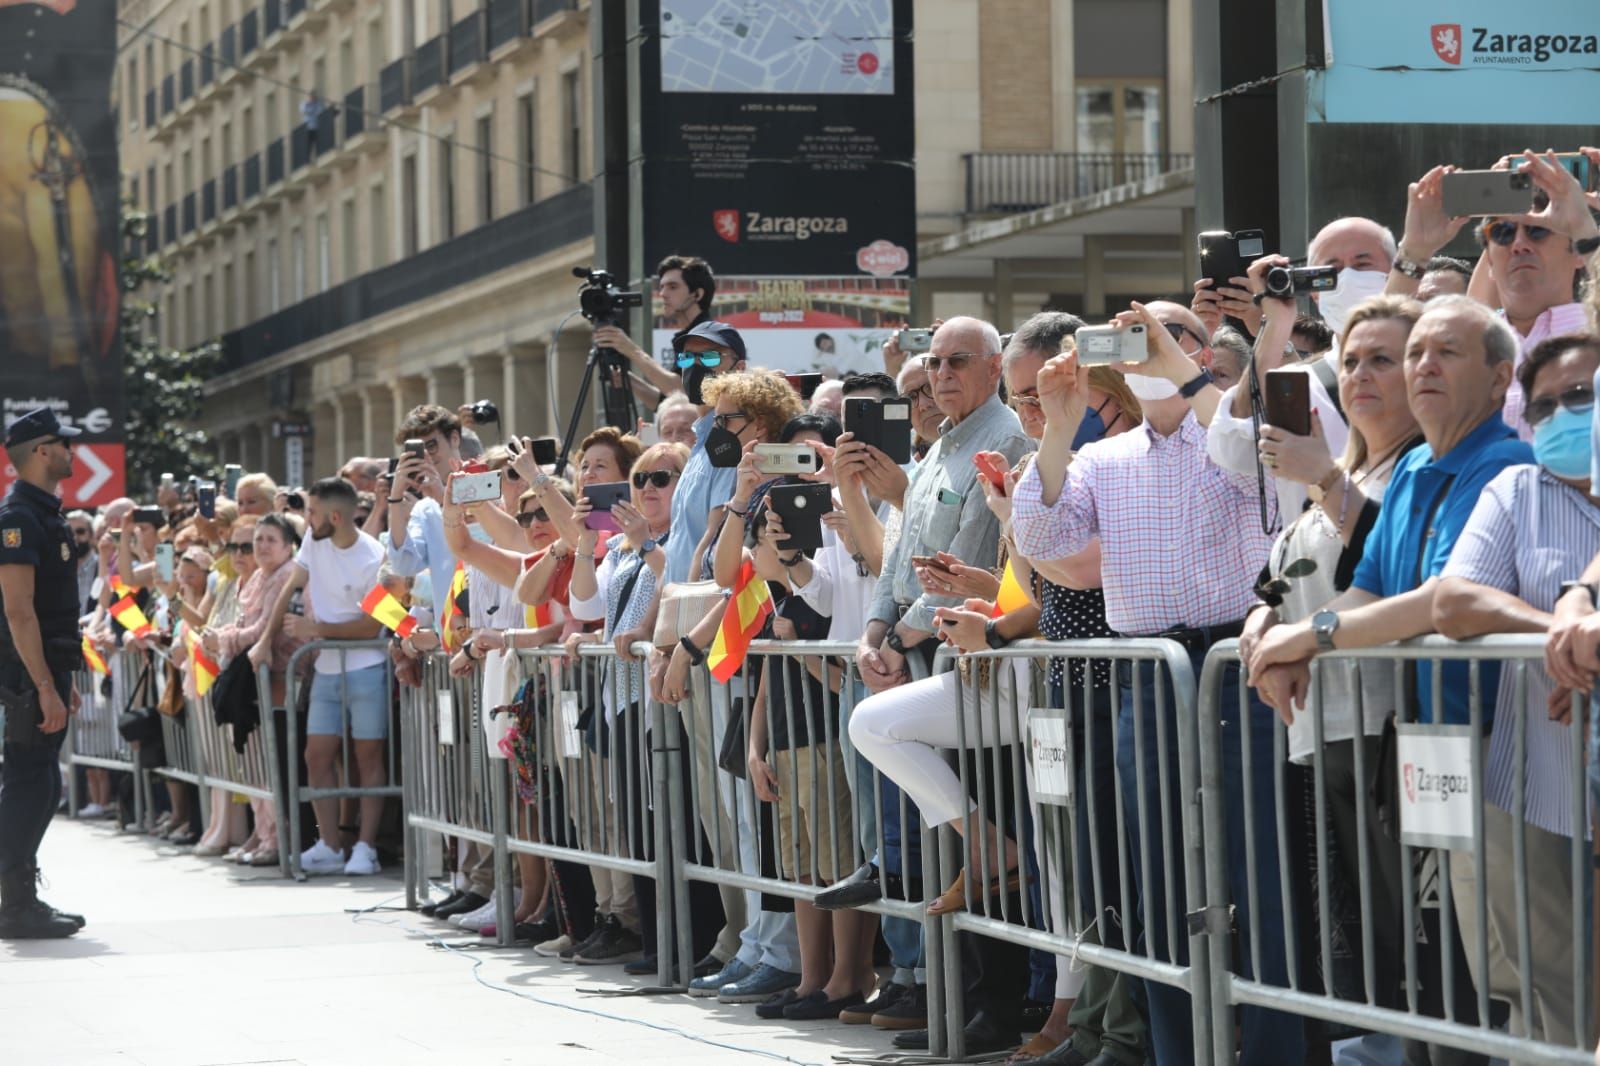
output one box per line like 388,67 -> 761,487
638,0 -> 916,279
651,276 -> 910,377
0,0 -> 124,506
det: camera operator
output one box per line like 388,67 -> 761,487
591,255 -> 716,403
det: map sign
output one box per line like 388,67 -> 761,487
661,0 -> 894,95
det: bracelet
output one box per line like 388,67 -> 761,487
386,497 -> 403,504
679,636 -> 706,668
725,502 -> 748,519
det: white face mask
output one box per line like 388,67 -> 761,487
1315,268 -> 1389,336
1123,373 -> 1180,402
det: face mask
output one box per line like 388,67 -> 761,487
682,364 -> 711,406
1532,405 -> 1593,479
1315,269 -> 1389,336
70,539 -> 90,560
1072,402 -> 1108,449
1123,373 -> 1180,402
705,424 -> 743,468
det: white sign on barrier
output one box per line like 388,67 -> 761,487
1028,707 -> 1071,806
560,691 -> 583,759
436,688 -> 455,746
1395,723 -> 1477,852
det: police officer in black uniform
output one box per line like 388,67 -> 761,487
0,408 -> 87,938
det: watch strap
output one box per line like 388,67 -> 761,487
1559,580 -> 1599,609
884,628 -> 907,654
1392,255 -> 1427,279
679,636 -> 706,667
984,618 -> 1009,650
1178,369 -> 1215,400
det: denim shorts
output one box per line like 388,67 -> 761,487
307,664 -> 390,740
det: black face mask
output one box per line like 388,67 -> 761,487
682,363 -> 712,406
705,424 -> 744,468
70,538 -> 90,560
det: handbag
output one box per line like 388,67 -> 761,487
1371,711 -> 1400,842
654,580 -> 727,650
717,696 -> 749,779
115,652 -> 163,744
157,658 -> 185,718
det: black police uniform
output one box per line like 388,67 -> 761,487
0,407 -> 84,937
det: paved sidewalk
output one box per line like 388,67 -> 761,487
2,817 -> 908,1066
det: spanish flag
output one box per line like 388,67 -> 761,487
82,636 -> 108,675
991,561 -> 1030,618
186,630 -> 221,696
440,563 -> 468,651
110,595 -> 154,639
526,601 -> 554,628
360,584 -> 418,638
707,559 -> 774,683
109,574 -> 133,597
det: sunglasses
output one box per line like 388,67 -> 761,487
900,383 -> 934,405
923,353 -> 978,373
632,469 -> 679,490
1163,322 -> 1209,350
514,508 -> 549,527
712,411 -> 749,430
70,528 -> 92,539
1482,220 -> 1555,246
1524,383 -> 1595,428
227,542 -> 254,554
676,351 -> 724,369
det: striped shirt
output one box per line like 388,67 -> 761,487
1500,302 -> 1589,441
1011,411 -> 1272,636
1441,464 -> 1600,838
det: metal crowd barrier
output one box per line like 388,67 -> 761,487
65,645 -> 151,829
154,664 -> 211,831
1200,636 -> 1595,1066
259,639 -> 402,880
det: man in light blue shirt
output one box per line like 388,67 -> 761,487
664,321 -> 747,585
387,404 -> 465,619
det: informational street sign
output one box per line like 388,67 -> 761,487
638,0 -> 916,278
1395,723 -> 1479,852
0,0 -> 123,506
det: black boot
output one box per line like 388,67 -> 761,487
30,867 -> 85,929
0,866 -> 79,939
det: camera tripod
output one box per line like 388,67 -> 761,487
555,339 -> 640,473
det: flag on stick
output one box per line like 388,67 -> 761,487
110,595 -> 154,639
707,559 -> 773,683
186,630 -> 221,696
360,584 -> 418,638
82,637 -> 108,675
992,561 -> 1030,618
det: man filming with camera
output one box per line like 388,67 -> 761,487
591,254 -> 717,403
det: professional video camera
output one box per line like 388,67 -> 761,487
573,266 -> 643,326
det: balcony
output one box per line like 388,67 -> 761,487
448,12 -> 486,79
162,204 -> 177,246
265,137 -> 285,186
160,74 -> 174,116
263,0 -> 283,39
533,0 -> 579,26
179,59 -> 194,103
488,0 -> 528,52
199,45 -> 214,88
201,179 -> 217,224
343,84 -> 387,155
181,192 -> 196,235
143,89 -> 156,128
221,184 -> 593,370
220,25 -> 236,68
242,153 -> 262,200
239,9 -> 258,56
222,164 -> 239,211
379,57 -> 412,112
962,151 -> 1195,215
412,35 -> 444,97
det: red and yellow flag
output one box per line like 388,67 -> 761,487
707,559 -> 774,683
110,595 -> 154,639
526,601 -> 554,628
440,562 -> 468,651
992,561 -> 1030,618
360,584 -> 418,638
185,630 -> 221,696
109,574 -> 133,598
82,636 -> 108,675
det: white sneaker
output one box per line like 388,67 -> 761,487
300,840 -> 346,875
534,933 -> 573,957
343,841 -> 381,876
78,803 -> 106,819
453,897 -> 498,931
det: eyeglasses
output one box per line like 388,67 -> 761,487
900,383 -> 935,405
419,437 -> 443,455
1482,220 -> 1555,246
632,469 -> 679,490
923,353 -> 979,374
1007,389 -> 1041,410
226,543 -> 255,555
1163,322 -> 1209,350
677,351 -> 724,370
1524,383 -> 1595,427
713,411 -> 749,430
514,508 -> 549,527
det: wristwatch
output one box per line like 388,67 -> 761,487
1559,580 -> 1599,609
1306,465 -> 1342,504
884,628 -> 908,655
1311,609 -> 1340,653
1392,255 -> 1427,279
639,537 -> 659,555
679,636 -> 706,667
983,618 -> 1009,650
1178,369 -> 1214,400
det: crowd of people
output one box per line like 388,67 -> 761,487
11,148 -> 1600,1065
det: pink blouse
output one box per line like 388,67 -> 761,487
213,564 -> 307,673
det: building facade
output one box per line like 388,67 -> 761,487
115,0 -> 1194,486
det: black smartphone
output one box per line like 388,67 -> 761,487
583,481 -> 629,513
1198,229 -> 1266,289
132,507 -> 164,528
1263,369 -> 1312,437
766,483 -> 832,554
530,436 -> 559,466
403,438 -> 426,460
386,456 -> 399,478
843,397 -> 913,465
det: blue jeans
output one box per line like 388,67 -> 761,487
1117,650 -> 1304,1066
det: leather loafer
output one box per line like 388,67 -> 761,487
815,860 -> 915,910
891,1010 -> 1018,1055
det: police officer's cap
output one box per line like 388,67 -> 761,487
4,408 -> 81,449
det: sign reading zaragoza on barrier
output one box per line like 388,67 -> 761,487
0,0 -> 124,507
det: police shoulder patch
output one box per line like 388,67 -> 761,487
61,541 -> 71,562
2,528 -> 19,548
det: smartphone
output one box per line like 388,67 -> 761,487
1553,152 -> 1600,194
1198,229 -> 1266,289
973,453 -> 1008,493
385,456 -> 399,480
154,543 -> 174,584
754,443 -> 818,476
132,506 -> 164,528
530,436 -> 559,467
1075,323 -> 1148,366
765,483 -> 832,554
910,553 -> 954,573
582,481 -> 628,533
897,327 -> 934,355
784,373 -> 824,402
403,438 -> 426,460
1263,368 -> 1312,437
222,464 -> 242,498
196,481 -> 217,519
450,469 -> 503,505
1442,169 -> 1537,217
842,397 -> 913,465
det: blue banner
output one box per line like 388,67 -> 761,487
1313,0 -> 1600,124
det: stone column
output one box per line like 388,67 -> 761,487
460,357 -> 477,409
500,349 -> 518,440
331,394 -> 347,462
359,388 -> 375,457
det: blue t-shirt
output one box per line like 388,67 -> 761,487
1351,415 -> 1534,725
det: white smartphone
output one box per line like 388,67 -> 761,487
155,543 -> 175,584
1075,323 -> 1148,366
450,469 -> 503,505
754,443 -> 818,476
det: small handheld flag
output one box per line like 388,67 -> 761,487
441,563 -> 467,651
82,637 -> 108,675
110,595 -> 154,639
707,559 -> 774,683
992,561 -> 1030,618
186,630 -> 221,696
360,584 -> 418,638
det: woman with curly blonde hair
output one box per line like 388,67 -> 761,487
702,371 -> 805,446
